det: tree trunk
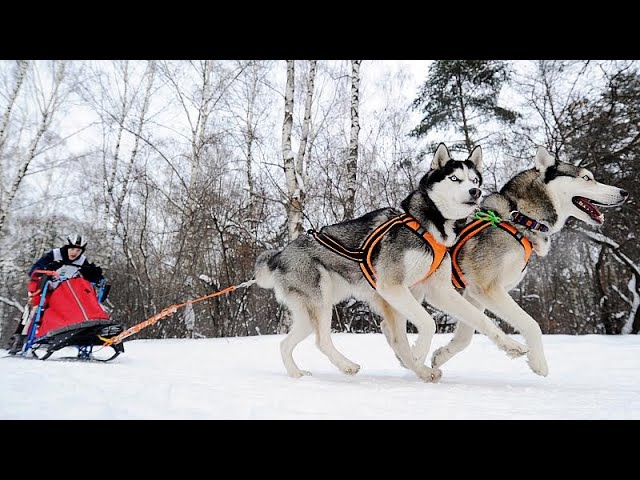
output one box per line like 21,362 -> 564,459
344,60 -> 361,220
455,73 -> 473,152
282,60 -> 304,241
295,60 -> 316,207
0,60 -> 28,155
0,61 -> 68,238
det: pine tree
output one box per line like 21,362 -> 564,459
410,60 -> 518,153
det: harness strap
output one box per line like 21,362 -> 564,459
403,218 -> 449,281
310,213 -> 447,290
309,230 -> 363,262
360,214 -> 411,289
451,219 -> 493,288
450,218 -> 533,289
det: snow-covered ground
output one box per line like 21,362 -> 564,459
1,333 -> 638,419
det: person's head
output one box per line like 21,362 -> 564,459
63,234 -> 87,261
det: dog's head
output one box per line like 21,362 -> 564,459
535,146 -> 629,226
422,143 -> 484,220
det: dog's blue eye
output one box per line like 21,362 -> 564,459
472,178 -> 479,185
582,175 -> 591,181
449,175 -> 459,182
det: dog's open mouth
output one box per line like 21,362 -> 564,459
572,196 -> 605,224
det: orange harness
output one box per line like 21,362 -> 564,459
308,213 -> 449,290
451,217 -> 533,289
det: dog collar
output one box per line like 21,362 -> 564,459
509,210 -> 549,233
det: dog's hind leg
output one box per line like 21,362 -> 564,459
281,302 -> 315,378
472,286 -> 548,377
430,291 -> 480,369
375,298 -> 410,369
375,284 -> 442,382
313,303 -> 361,375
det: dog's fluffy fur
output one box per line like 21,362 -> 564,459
396,146 -> 628,377
256,144 -> 528,382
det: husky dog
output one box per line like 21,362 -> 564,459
387,146 -> 627,377
255,144 -> 528,382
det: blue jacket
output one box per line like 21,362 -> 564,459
29,250 -> 56,276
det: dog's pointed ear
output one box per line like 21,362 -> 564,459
431,143 -> 451,170
467,145 -> 483,172
534,146 -> 556,172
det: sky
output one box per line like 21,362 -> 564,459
2,332 -> 638,420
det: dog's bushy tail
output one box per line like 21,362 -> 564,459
255,249 -> 280,289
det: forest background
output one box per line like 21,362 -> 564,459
0,59 -> 637,344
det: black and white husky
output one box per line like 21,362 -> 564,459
255,144 -> 528,382
396,146 -> 628,377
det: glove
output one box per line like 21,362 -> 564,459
80,263 -> 103,283
45,260 -> 63,272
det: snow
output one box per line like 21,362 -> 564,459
1,332 -> 638,419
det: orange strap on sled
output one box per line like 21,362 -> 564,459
309,213 -> 448,290
450,218 -> 533,289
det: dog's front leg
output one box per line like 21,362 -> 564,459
430,290 -> 481,369
423,273 -> 528,361
376,283 -> 442,382
471,286 -> 548,377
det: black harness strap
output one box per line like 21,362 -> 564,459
308,212 -> 447,290
309,230 -> 363,262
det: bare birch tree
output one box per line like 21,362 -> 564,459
0,60 -> 28,158
222,60 -> 275,242
282,60 -> 316,241
0,61 -> 70,238
344,60 -> 361,220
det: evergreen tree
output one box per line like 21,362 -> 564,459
410,60 -> 518,152
560,67 -> 640,333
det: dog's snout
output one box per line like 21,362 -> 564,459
469,188 -> 481,200
621,189 -> 629,199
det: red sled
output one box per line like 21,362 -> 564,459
23,271 -> 124,362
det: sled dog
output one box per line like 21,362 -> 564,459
385,146 -> 628,377
255,144 -> 528,382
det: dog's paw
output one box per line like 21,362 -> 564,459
341,362 -> 361,375
287,369 -> 312,378
430,346 -> 448,369
503,339 -> 528,358
527,355 -> 549,377
416,365 -> 441,383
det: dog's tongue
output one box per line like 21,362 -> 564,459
573,196 -> 604,223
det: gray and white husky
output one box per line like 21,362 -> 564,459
255,144 -> 528,382
386,146 -> 628,377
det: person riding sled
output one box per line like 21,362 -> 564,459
8,234 -> 104,355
